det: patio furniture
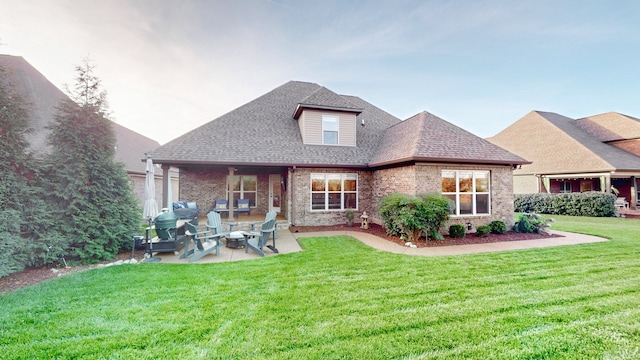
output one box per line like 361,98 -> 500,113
615,197 -> 629,209
245,217 -> 277,257
226,231 -> 247,249
250,210 -> 279,241
145,213 -> 188,256
206,211 -> 231,237
181,221 -> 222,262
236,198 -> 251,216
213,199 -> 229,216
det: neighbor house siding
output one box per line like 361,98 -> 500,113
513,175 -> 539,193
298,109 -> 356,146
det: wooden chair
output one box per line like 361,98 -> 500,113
206,211 -> 231,237
245,217 -> 277,257
236,198 -> 251,216
181,222 -> 222,262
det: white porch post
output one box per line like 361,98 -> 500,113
228,167 -> 235,221
632,176 -> 637,210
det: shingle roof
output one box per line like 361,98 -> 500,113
487,110 -> 640,175
152,82 -> 526,168
0,54 -> 160,173
370,111 -> 528,167
575,112 -> 640,142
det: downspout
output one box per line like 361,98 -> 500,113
290,166 -> 296,226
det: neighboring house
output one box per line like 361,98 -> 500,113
150,81 -> 527,228
487,110 -> 640,209
0,54 -> 171,206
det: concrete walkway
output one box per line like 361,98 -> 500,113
294,230 -> 608,256
148,229 -> 607,263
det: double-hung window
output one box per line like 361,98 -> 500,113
311,173 -> 358,210
227,175 -> 257,207
441,170 -> 490,215
322,115 -> 339,145
560,181 -> 572,193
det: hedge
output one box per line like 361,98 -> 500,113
514,192 -> 616,217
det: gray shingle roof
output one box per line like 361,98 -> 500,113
0,54 -> 160,173
152,82 -> 526,168
370,111 -> 528,166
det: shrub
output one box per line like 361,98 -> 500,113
489,220 -> 507,234
514,192 -> 615,217
476,225 -> 490,237
449,224 -> 466,238
378,193 -> 452,243
514,212 -> 555,234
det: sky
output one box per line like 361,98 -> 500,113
1,0 -> 640,145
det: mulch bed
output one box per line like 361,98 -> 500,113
290,223 -> 563,248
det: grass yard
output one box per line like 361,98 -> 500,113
1,215 -> 640,359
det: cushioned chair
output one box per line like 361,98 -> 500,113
236,198 -> 251,216
181,222 -> 222,262
245,217 -> 277,257
213,199 -> 229,216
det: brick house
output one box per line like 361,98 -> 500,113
488,111 -> 640,209
150,81 -> 527,229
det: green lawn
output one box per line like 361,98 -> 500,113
1,215 -> 640,359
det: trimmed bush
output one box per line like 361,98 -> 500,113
514,192 -> 616,217
449,224 -> 466,238
476,225 -> 490,237
378,193 -> 452,243
489,220 -> 507,234
514,212 -> 555,234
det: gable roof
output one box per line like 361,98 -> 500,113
487,110 -> 640,175
575,112 -> 640,142
0,54 -> 160,174
151,81 -> 526,168
370,111 -> 528,167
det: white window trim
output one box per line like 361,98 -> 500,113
322,115 -> 339,145
310,173 -> 358,211
442,170 -> 491,216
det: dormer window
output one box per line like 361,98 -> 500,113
322,115 -> 339,145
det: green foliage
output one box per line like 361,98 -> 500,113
515,192 -> 616,217
449,224 -> 466,238
345,209 -> 354,222
514,212 -> 555,234
41,59 -> 140,264
476,225 -> 490,237
378,193 -> 451,242
489,220 -> 507,234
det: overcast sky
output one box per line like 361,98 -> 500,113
1,0 -> 640,144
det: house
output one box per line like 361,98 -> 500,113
150,81 -> 527,229
487,110 -> 640,209
0,54 -> 173,207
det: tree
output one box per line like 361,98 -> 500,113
43,58 -> 140,263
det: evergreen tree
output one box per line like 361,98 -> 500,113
0,65 -> 58,276
44,58 -> 140,263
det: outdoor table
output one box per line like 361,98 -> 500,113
223,221 -> 237,232
225,231 -> 247,249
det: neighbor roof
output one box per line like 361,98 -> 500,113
488,110 -> 640,175
0,54 -> 160,174
575,112 -> 640,142
151,81 -> 526,168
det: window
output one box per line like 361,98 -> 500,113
311,173 -> 358,210
227,175 -> 257,207
322,115 -> 339,145
441,170 -> 490,216
560,181 -> 572,193
580,181 -> 592,192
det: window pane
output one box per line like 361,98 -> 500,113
442,171 -> 456,192
476,194 -> 489,214
243,176 -> 256,191
443,194 -> 456,214
327,175 -> 341,191
459,194 -> 472,214
311,176 -> 325,191
324,131 -> 338,144
344,193 -> 357,209
344,177 -> 357,191
311,193 -> 325,210
475,172 -> 489,192
459,172 -> 473,192
232,176 -> 241,191
323,116 -> 338,131
328,193 -> 341,209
